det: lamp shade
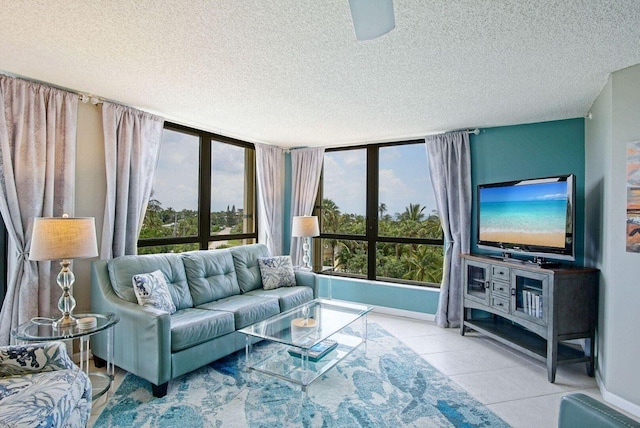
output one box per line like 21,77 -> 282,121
291,216 -> 320,238
348,0 -> 395,41
29,216 -> 98,261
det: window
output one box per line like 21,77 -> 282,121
138,123 -> 256,253
315,141 -> 444,286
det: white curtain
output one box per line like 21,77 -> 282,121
0,76 -> 77,345
290,147 -> 324,267
256,143 -> 285,255
426,131 -> 471,328
100,102 -> 164,259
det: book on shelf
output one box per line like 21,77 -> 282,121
522,290 -> 543,319
288,339 -> 338,362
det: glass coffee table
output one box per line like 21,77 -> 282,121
239,299 -> 372,391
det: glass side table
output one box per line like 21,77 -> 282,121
12,312 -> 119,400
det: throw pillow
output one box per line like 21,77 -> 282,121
132,270 -> 177,314
258,256 -> 296,290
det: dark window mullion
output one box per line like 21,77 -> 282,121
199,135 -> 212,250
366,146 -> 379,280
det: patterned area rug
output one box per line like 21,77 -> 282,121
94,324 -> 509,427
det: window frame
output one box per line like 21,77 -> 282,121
314,139 -> 444,287
137,122 -> 257,252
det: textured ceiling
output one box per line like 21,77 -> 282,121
1,1 -> 639,148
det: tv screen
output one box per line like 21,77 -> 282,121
477,174 -> 575,262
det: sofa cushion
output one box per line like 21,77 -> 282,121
258,256 -> 296,290
132,270 -> 177,314
229,243 -> 270,293
170,308 -> 235,352
197,295 -> 280,329
182,250 -> 241,306
246,286 -> 314,312
108,253 -> 193,309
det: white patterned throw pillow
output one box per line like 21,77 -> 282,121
132,270 -> 177,314
258,256 -> 296,290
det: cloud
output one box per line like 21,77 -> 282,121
153,131 -> 248,212
323,151 -> 366,214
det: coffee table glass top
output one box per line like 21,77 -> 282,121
239,299 -> 372,350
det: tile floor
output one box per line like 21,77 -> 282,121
89,310 -> 640,427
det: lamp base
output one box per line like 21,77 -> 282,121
53,314 -> 78,330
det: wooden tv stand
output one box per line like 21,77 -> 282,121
460,254 -> 598,382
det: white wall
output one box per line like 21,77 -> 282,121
73,102 -> 106,312
586,64 -> 640,416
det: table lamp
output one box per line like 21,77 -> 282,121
29,215 -> 98,329
292,216 -> 319,271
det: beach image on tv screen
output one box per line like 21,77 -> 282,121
479,181 -> 569,248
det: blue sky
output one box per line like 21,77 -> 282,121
480,181 -> 569,204
324,143 -> 437,217
152,129 -> 246,212
153,132 -> 437,217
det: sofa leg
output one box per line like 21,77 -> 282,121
93,355 -> 107,368
152,382 -> 168,398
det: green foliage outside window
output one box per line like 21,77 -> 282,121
321,198 -> 444,285
138,196 -> 245,255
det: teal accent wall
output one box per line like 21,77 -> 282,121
284,118 -> 586,315
471,118 -> 586,266
317,276 -> 440,314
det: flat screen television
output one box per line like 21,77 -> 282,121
477,174 -> 575,263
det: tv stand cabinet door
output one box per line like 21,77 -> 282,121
509,268 -> 550,327
463,259 -> 491,306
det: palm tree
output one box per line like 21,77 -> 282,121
321,198 -> 341,268
378,203 -> 387,218
403,245 -> 444,283
401,203 -> 426,222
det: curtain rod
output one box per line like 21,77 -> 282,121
0,70 -> 159,113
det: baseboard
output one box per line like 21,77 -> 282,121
370,305 -> 435,322
596,370 -> 640,419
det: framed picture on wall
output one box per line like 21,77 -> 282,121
626,141 -> 640,252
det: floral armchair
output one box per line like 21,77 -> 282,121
0,341 -> 92,428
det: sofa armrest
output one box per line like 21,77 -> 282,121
91,260 -> 172,386
295,270 -> 316,296
0,342 -> 74,377
559,393 -> 640,428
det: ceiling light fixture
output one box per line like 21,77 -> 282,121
348,0 -> 395,41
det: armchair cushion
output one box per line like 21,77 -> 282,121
0,342 -> 74,378
0,342 -> 91,428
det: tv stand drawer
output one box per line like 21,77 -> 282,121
491,280 -> 509,297
491,295 -> 510,313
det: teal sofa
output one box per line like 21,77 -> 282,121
91,243 -> 315,397
0,341 -> 92,428
559,393 -> 640,428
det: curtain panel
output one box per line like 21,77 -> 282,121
289,147 -> 324,267
0,76 -> 77,345
100,102 -> 164,259
256,143 -> 285,255
425,131 -> 471,328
